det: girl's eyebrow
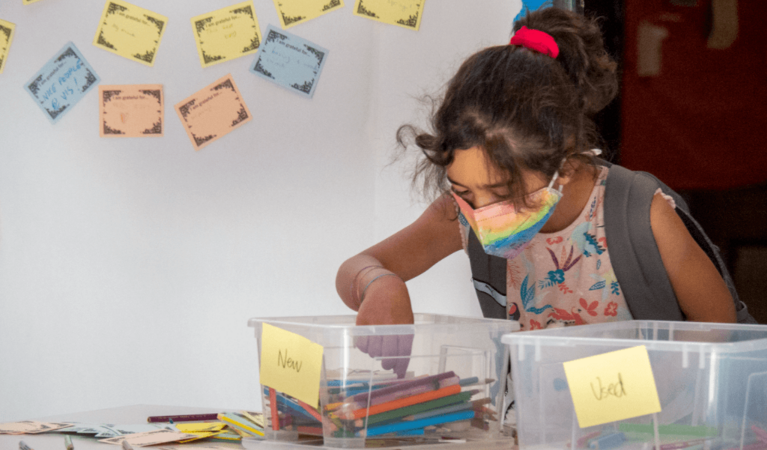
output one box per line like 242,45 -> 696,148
447,176 -> 507,189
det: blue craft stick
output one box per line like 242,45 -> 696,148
406,401 -> 474,421
458,376 -> 479,387
262,388 -> 319,422
363,410 -> 475,437
588,432 -> 626,450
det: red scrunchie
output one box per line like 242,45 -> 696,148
509,26 -> 559,59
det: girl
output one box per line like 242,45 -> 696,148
336,7 -> 751,372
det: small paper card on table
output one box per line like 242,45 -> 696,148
273,0 -> 345,29
93,0 -> 168,66
191,1 -> 262,68
259,323 -> 324,407
24,42 -> 100,124
563,345 -> 662,428
99,84 -> 163,137
250,25 -> 328,98
99,429 -> 197,446
23,0 -> 46,4
0,19 -> 15,74
353,0 -> 425,30
174,74 -> 251,151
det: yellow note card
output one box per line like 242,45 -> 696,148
93,0 -> 168,66
174,423 -> 227,433
563,346 -> 662,428
191,1 -> 262,68
0,19 -> 15,74
259,323 -> 323,407
274,0 -> 344,29
353,0 -> 424,30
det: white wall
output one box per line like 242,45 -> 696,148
0,0 -> 521,422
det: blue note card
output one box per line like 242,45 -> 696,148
250,25 -> 328,98
24,42 -> 100,124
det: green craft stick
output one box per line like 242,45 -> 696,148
363,391 -> 474,427
617,424 -> 718,437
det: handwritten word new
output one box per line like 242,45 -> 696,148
590,373 -> 627,400
277,349 -> 303,373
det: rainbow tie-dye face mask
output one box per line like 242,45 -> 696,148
452,173 -> 562,260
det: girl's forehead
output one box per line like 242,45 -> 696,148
446,147 -> 508,187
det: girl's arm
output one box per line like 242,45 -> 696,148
335,194 -> 463,325
650,194 -> 737,322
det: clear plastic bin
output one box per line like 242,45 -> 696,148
502,320 -> 767,450
248,314 -> 519,448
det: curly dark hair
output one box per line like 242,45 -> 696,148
398,7 -> 618,209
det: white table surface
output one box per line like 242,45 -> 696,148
0,405 -> 515,450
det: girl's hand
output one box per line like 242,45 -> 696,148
354,273 -> 414,378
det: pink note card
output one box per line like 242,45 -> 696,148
99,84 -> 164,137
174,74 -> 252,150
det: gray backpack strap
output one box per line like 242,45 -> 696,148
467,228 -> 508,319
604,163 -> 756,323
603,164 -> 685,321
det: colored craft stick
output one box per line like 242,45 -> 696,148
342,384 -> 463,420
368,390 -> 475,426
404,400 -> 473,422
296,426 -> 323,436
147,413 -> 220,423
240,411 -> 264,428
342,376 -> 460,411
345,371 -> 456,404
264,389 -> 320,422
296,399 -> 322,422
363,410 -> 475,437
269,388 -> 279,431
588,432 -> 625,450
217,413 -> 264,437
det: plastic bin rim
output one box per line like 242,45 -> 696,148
501,320 -> 767,353
248,313 -> 520,335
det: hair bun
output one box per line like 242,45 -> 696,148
514,8 -> 618,115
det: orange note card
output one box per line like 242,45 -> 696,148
99,84 -> 163,137
174,74 -> 251,151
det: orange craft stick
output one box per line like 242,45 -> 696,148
345,384 -> 462,420
269,388 -> 279,431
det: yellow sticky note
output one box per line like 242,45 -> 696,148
174,423 -> 227,433
191,2 -> 262,68
93,0 -> 168,66
353,0 -> 424,30
273,0 -> 344,29
259,323 -> 323,408
563,346 -> 662,428
0,19 -> 14,74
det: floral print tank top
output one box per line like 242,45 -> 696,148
458,166 -> 634,330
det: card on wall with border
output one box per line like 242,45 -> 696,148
24,42 -> 100,124
93,0 -> 168,66
190,1 -> 262,68
249,25 -> 328,98
273,0 -> 344,29
353,0 -> 425,30
174,74 -> 252,151
0,19 -> 15,74
99,84 -> 163,137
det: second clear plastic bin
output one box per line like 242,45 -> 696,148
248,314 -> 519,448
502,320 -> 767,450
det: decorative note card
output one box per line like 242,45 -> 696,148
24,42 -> 100,124
0,19 -> 14,74
174,74 -> 251,151
250,25 -> 328,98
191,1 -> 262,68
353,0 -> 424,30
260,323 -> 323,407
93,0 -> 168,66
563,346 -> 662,428
273,0 -> 344,29
99,84 -> 163,137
